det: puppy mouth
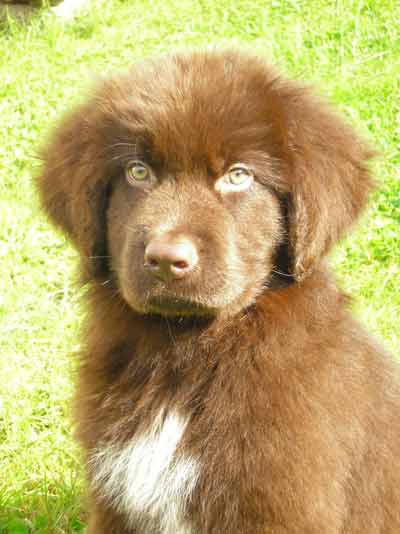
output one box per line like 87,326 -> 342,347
144,295 -> 217,317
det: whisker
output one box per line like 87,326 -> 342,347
271,269 -> 293,278
97,141 -> 142,163
123,223 -> 150,235
164,317 -> 177,346
108,142 -> 138,150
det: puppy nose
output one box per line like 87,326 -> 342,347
144,237 -> 198,281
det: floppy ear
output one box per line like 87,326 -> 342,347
281,88 -> 375,281
36,102 -> 110,277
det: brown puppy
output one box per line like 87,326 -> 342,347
36,50 -> 400,533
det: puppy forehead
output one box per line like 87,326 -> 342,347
97,51 -> 283,170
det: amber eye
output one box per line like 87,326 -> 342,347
227,166 -> 253,186
215,164 -> 254,193
126,161 -> 151,184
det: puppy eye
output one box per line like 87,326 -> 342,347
215,164 -> 254,193
227,166 -> 253,186
126,161 -> 151,185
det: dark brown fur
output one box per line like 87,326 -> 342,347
36,50 -> 400,533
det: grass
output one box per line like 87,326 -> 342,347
0,0 -> 399,531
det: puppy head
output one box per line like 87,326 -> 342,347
37,50 -> 373,317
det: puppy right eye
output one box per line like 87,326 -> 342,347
125,161 -> 152,185
215,164 -> 254,193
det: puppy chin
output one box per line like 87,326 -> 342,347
119,285 -> 217,318
121,281 -> 266,321
144,296 -> 218,318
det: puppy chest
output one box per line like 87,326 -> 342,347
90,408 -> 199,534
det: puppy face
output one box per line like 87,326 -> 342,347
107,151 -> 282,317
37,50 -> 373,317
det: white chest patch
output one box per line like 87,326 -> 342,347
90,408 -> 199,534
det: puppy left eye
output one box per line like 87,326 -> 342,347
215,164 -> 254,193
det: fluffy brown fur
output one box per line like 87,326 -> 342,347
36,50 -> 400,533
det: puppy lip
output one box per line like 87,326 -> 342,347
144,296 -> 217,317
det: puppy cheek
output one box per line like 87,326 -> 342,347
238,197 -> 282,287
117,239 -> 149,312
107,223 -> 143,312
214,228 -> 277,313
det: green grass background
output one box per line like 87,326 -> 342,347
0,0 -> 399,531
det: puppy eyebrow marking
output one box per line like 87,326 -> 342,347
106,141 -> 144,165
89,407 -> 199,533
